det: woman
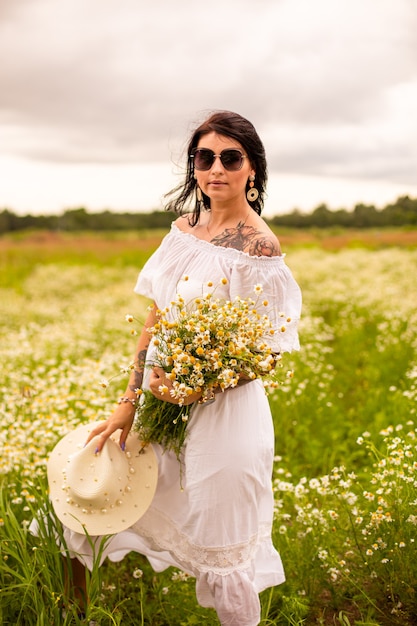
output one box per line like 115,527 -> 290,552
67,110 -> 302,625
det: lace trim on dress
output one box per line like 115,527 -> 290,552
131,508 -> 272,575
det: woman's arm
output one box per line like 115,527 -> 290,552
86,303 -> 158,452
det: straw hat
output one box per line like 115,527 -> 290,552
47,421 -> 158,535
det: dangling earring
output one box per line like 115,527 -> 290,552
194,173 -> 203,203
247,175 -> 259,202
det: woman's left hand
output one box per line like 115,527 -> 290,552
149,367 -> 202,405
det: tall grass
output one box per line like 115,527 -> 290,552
1,233 -> 416,624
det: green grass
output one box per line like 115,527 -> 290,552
1,233 -> 417,624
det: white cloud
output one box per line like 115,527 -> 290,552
0,0 -> 416,213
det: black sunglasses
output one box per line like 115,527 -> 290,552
191,148 -> 247,171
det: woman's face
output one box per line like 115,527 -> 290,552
194,132 -> 254,207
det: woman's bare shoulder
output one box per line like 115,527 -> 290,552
173,215 -> 193,233
243,216 -> 282,257
245,227 -> 281,257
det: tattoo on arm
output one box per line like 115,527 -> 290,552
248,236 -> 279,257
128,346 -> 148,393
210,224 -> 280,256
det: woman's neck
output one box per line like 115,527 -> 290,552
206,198 -> 251,224
205,204 -> 252,238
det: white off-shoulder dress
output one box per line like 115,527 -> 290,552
61,224 -> 302,626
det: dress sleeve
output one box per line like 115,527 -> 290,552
229,255 -> 302,353
133,231 -> 173,300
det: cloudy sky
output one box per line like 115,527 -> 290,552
1,0 -> 416,217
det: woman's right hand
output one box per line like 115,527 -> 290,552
85,402 -> 136,453
85,302 -> 158,453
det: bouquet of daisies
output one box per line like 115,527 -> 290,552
134,278 -> 293,458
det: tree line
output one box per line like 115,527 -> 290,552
268,195 -> 417,229
0,208 -> 175,234
1,195 -> 416,234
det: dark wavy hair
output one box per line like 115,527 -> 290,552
164,111 -> 267,226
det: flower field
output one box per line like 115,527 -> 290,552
1,230 -> 417,625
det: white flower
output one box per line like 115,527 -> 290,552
258,356 -> 274,370
171,570 -> 189,582
328,568 -> 339,582
318,549 -> 328,560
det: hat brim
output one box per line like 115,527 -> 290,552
47,421 -> 158,536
